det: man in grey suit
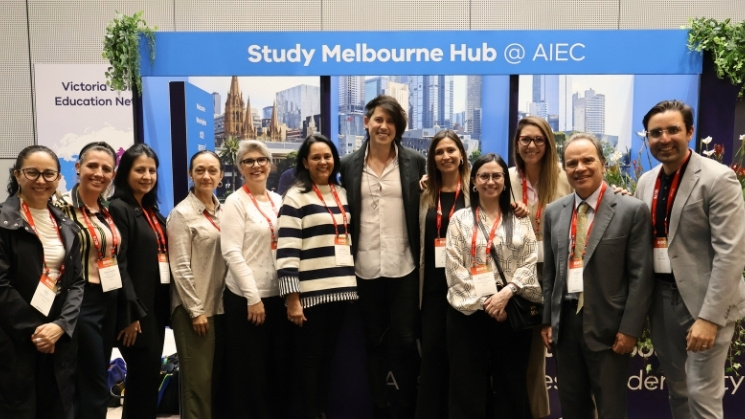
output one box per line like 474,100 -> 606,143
635,100 -> 745,419
339,95 -> 426,418
541,133 -> 654,419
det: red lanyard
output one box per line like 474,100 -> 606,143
244,185 -> 278,243
651,150 -> 690,236
80,206 -> 119,259
521,175 -> 542,233
312,183 -> 349,239
436,179 -> 461,239
21,202 -> 65,278
470,207 -> 501,267
569,183 -> 607,260
203,210 -> 220,232
142,207 -> 167,254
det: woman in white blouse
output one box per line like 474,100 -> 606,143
220,140 -> 290,419
167,150 -> 227,419
445,153 -> 541,419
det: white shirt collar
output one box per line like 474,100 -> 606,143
573,182 -> 605,212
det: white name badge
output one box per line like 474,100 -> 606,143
653,237 -> 672,274
536,240 -> 544,263
471,265 -> 498,298
97,257 -> 122,292
567,259 -> 584,293
335,237 -> 354,266
158,253 -> 170,284
434,238 -> 447,268
31,274 -> 57,316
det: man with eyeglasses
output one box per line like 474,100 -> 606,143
635,100 -> 745,419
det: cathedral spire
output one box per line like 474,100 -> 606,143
242,96 -> 257,139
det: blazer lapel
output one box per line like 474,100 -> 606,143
398,146 -> 413,201
583,186 -> 616,264
668,152 -> 701,245
641,166 -> 662,206
555,197 -> 573,283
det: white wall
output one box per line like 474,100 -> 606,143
2,0 -> 743,161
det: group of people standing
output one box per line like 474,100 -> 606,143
1,96 -> 743,419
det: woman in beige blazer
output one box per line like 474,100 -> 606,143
509,116 -> 572,418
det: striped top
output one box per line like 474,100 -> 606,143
56,185 -> 120,286
276,183 -> 358,309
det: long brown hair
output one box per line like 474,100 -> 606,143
513,116 -> 561,207
422,130 -> 470,208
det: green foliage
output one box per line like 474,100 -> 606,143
102,11 -> 156,95
469,150 -> 481,165
276,151 -> 298,174
686,18 -> 745,97
219,137 -> 241,192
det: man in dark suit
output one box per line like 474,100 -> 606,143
541,133 -> 654,419
635,100 -> 745,418
339,95 -> 426,418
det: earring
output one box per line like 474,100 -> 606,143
76,172 -> 80,176
473,186 -> 478,192
218,181 -> 223,188
460,159 -> 464,166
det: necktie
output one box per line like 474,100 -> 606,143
575,202 -> 589,313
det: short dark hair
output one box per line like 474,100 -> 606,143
113,143 -> 160,208
562,133 -> 606,168
294,133 -> 341,193
642,100 -> 694,133
469,153 -> 514,244
7,145 -> 60,196
364,95 -> 407,145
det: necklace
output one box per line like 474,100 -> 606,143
365,167 -> 381,210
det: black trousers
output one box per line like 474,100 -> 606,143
74,284 -> 118,419
554,302 -> 630,419
223,290 -> 291,419
447,307 -> 532,419
293,301 -> 348,419
415,291 -> 449,419
119,312 -> 166,419
357,271 -> 420,418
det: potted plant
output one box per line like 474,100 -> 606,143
102,11 -> 156,96
686,18 -> 745,98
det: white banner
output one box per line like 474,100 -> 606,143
34,64 -> 134,193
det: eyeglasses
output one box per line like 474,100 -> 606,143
646,126 -> 683,138
476,172 -> 505,182
240,157 -> 270,167
20,168 -> 60,182
518,136 -> 546,146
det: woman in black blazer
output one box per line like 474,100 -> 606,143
0,145 -> 85,419
109,144 -> 170,419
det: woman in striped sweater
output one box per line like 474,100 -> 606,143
276,133 -> 358,419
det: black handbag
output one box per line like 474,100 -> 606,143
479,220 -> 543,331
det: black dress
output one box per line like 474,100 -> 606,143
415,191 -> 465,419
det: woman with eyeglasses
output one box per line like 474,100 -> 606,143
221,140 -> 290,418
446,153 -> 541,419
109,144 -> 169,419
508,116 -> 572,418
415,129 -> 470,419
167,150 -> 227,419
276,133 -> 358,419
0,145 -> 84,419
55,141 -> 140,419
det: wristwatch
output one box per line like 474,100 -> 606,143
507,283 -> 518,295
